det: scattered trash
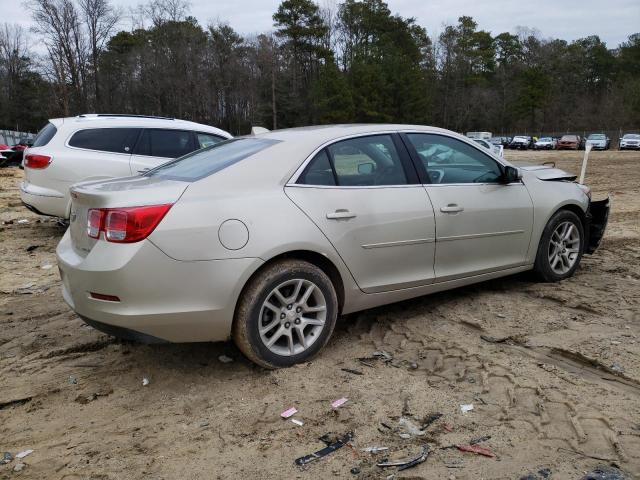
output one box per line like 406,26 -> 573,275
294,432 -> 353,466
399,417 -> 425,436
15,449 -> 33,459
496,313 -> 506,318
13,463 -> 25,472
520,468 -> 552,480
281,407 -> 298,418
469,435 -> 491,445
480,334 -> 511,344
199,421 -> 210,428
456,444 -> 495,458
422,413 -> 443,429
372,351 -> 393,361
142,377 -> 150,386
26,245 -> 40,252
41,264 -> 53,270
580,465 -> 629,480
409,361 -> 418,369
610,363 -> 625,374
399,433 -> 411,439
341,368 -> 363,376
331,397 -> 348,409
460,404 -> 474,414
68,376 -> 77,385
218,354 -> 234,363
377,445 -> 430,471
291,418 -> 304,426
350,467 -> 361,474
1,452 -> 13,465
443,423 -> 454,432
362,446 -> 389,454
17,219 -> 29,224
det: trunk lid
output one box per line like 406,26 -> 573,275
68,176 -> 189,256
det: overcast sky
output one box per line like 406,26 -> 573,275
6,0 -> 640,48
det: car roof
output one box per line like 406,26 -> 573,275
49,115 -> 232,137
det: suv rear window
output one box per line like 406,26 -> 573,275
32,123 -> 57,147
69,128 -> 140,153
147,138 -> 279,181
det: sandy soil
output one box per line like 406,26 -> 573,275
1,150 -> 639,479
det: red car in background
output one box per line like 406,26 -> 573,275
557,135 -> 582,150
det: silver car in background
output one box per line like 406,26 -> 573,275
57,124 -> 610,368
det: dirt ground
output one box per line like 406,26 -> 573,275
1,150 -> 639,480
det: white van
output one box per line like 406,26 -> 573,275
20,114 -> 231,218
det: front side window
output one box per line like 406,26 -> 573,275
69,128 -> 140,153
32,122 -> 57,147
147,138 -> 279,182
196,132 -> 225,149
407,133 -> 503,184
134,129 -> 195,158
299,135 -> 408,187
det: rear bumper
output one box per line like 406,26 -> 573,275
56,230 -> 263,343
584,197 -> 610,254
20,181 -> 69,218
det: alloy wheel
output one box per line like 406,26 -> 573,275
548,221 -> 581,275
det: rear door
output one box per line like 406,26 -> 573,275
403,132 -> 533,281
129,129 -> 196,174
285,133 -> 436,293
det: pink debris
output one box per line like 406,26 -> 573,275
280,407 -> 298,418
457,444 -> 496,458
331,397 -> 348,409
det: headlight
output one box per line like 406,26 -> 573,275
577,183 -> 591,200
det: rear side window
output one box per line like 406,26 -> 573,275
196,132 -> 225,149
148,138 -> 280,181
134,129 -> 195,158
69,128 -> 140,153
32,123 -> 57,147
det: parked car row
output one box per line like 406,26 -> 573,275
480,132 -> 639,151
0,140 -> 30,166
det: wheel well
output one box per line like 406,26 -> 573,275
556,203 -> 587,227
243,250 -> 345,314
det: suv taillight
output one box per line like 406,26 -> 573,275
25,154 -> 52,169
86,204 -> 172,243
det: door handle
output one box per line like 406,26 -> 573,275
137,168 -> 150,174
326,209 -> 357,220
440,204 -> 464,213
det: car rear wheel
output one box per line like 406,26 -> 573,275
232,259 -> 338,368
534,210 -> 584,282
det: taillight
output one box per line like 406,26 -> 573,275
86,204 -> 172,243
25,154 -> 52,169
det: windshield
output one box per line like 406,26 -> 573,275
561,135 -> 578,141
623,134 -> 640,139
147,137 -> 280,181
513,136 -> 528,141
588,134 -> 605,140
538,137 -> 551,142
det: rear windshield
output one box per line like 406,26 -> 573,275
147,137 -> 280,181
32,122 -> 57,147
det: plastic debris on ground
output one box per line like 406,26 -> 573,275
398,417 -> 425,436
456,444 -> 495,458
15,449 -> 33,459
68,376 -> 77,385
331,397 -> 348,409
460,404 -> 474,414
142,377 -> 150,386
1,452 -> 13,465
377,445 -> 430,471
580,465 -> 629,480
41,264 -> 53,270
290,418 -> 304,426
218,354 -> 234,363
13,463 -> 25,472
294,432 -> 353,466
281,407 -> 298,418
17,219 -> 29,224
362,447 -> 389,454
520,468 -> 552,480
341,368 -> 363,375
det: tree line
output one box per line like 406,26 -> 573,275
0,0 -> 638,136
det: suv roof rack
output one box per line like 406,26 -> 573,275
77,114 -> 176,120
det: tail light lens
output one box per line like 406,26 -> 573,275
86,204 -> 172,243
25,154 -> 52,169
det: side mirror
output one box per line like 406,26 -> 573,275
357,162 -> 375,175
502,165 -> 522,184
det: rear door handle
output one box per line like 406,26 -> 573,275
440,204 -> 464,213
137,168 -> 150,174
326,209 -> 357,220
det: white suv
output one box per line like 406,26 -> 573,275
20,114 -> 232,218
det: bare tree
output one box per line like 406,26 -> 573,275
132,0 -> 191,28
78,0 -> 120,108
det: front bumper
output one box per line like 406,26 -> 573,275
584,197 -> 610,254
56,229 -> 264,343
620,143 -> 640,149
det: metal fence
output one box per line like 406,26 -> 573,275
0,130 -> 35,146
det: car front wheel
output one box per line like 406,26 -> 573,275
534,210 -> 584,282
233,259 -> 338,368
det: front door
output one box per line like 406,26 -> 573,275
286,134 -> 436,293
403,133 -> 534,281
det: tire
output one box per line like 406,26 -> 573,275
232,259 -> 338,368
534,210 -> 584,282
